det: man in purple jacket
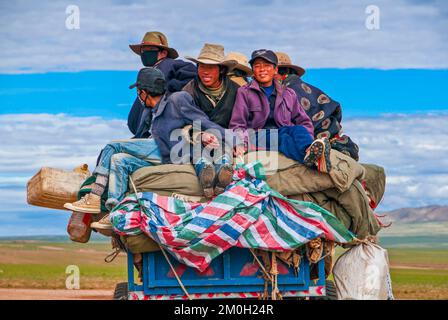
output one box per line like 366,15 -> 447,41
229,49 -> 331,172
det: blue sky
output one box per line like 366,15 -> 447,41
1,69 -> 448,118
0,0 -> 447,236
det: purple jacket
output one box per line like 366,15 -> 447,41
229,80 -> 314,140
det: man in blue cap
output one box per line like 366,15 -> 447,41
230,49 -> 331,173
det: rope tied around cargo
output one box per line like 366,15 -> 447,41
270,252 -> 282,300
129,176 -> 192,300
104,247 -> 121,263
249,249 -> 284,300
104,235 -> 126,263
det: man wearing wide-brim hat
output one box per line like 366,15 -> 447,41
65,67 -> 235,219
182,43 -> 241,198
274,52 -> 360,161
225,52 -> 253,87
275,52 -> 306,78
127,31 -> 197,138
183,43 -> 239,129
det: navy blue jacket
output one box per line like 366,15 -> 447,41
127,58 -> 197,137
151,91 -> 227,164
284,74 -> 359,160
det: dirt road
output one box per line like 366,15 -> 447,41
0,289 -> 114,300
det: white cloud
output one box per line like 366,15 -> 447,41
0,113 -> 130,236
343,114 -> 448,210
0,113 -> 129,175
0,0 -> 447,73
1,112 -> 448,235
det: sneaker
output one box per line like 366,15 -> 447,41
303,138 -> 332,173
64,193 -> 101,214
317,138 -> 332,173
91,213 -> 113,237
198,164 -> 216,199
214,164 -> 234,196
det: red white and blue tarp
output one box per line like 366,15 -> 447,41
110,161 -> 355,272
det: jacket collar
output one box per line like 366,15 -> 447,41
152,93 -> 169,119
248,78 -> 284,96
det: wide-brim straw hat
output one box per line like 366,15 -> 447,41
224,51 -> 253,76
129,31 -> 179,59
275,52 -> 305,77
186,43 -> 238,71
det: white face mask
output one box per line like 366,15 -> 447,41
137,95 -> 145,105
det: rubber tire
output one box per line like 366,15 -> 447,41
325,279 -> 338,300
113,282 -> 128,300
311,280 -> 338,300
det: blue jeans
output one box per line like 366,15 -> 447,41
194,153 -> 232,179
94,138 -> 161,176
92,139 -> 161,210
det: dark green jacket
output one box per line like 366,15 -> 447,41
182,76 -> 240,129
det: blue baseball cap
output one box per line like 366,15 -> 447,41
249,49 -> 278,66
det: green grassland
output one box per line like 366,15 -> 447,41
0,237 -> 447,299
378,221 -> 448,249
0,241 -> 127,289
387,248 -> 448,299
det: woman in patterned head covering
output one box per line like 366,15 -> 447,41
274,52 -> 360,161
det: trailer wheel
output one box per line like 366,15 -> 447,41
113,282 -> 128,300
325,280 -> 338,300
311,280 -> 338,300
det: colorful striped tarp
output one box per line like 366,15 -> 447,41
110,161 -> 355,271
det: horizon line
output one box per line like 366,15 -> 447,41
1,67 -> 448,76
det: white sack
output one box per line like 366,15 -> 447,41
333,242 -> 394,300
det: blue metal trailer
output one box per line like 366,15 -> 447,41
116,246 -> 333,300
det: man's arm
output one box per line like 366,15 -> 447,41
174,92 -> 227,139
167,61 -> 198,92
229,88 -> 250,149
229,88 -> 250,131
127,97 -> 144,135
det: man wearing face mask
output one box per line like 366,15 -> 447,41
127,31 -> 197,138
65,67 -> 235,221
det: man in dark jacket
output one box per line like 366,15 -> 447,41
274,52 -> 360,161
182,43 -> 240,129
65,68 -> 234,218
127,31 -> 197,138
